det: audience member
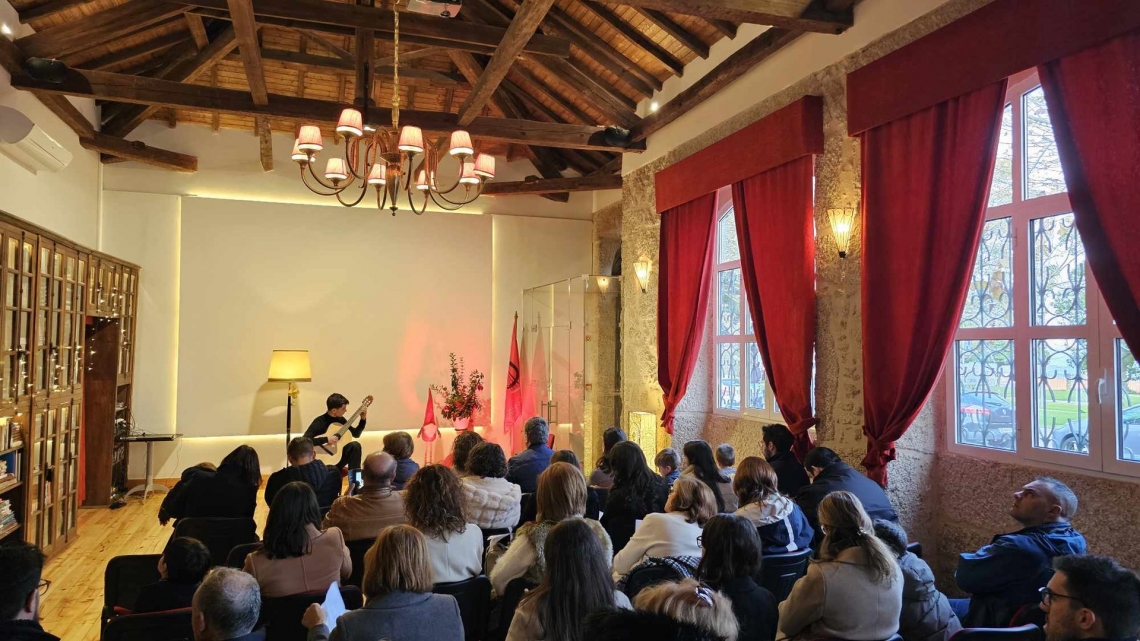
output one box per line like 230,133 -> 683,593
656,448 -> 682,488
134,537 -> 212,613
302,525 -> 463,641
1041,555 -> 1140,641
953,476 -> 1087,628
589,427 -> 627,489
243,481 -> 351,598
507,417 -> 555,493
507,518 -> 632,641
778,491 -> 902,641
519,450 -> 601,524
450,430 -> 484,478
461,442 -> 522,530
733,457 -> 813,554
161,446 -> 260,524
698,514 -> 779,641
612,476 -> 715,578
491,462 -> 613,596
403,465 -> 482,584
715,444 -> 737,479
191,568 -> 262,641
762,424 -> 810,497
796,447 -> 897,548
0,542 -> 58,641
682,441 -> 738,513
874,520 -> 960,641
636,579 -> 739,640
322,451 -> 406,542
159,461 -> 216,525
382,432 -> 419,491
600,441 -> 669,553
264,438 -> 342,508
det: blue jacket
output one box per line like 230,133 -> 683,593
795,461 -> 897,548
506,443 -> 554,494
392,457 -> 420,491
735,494 -> 815,555
956,521 -> 1087,627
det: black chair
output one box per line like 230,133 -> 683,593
345,538 -> 374,587
173,517 -> 259,567
260,586 -> 364,641
102,554 -> 163,627
1009,604 -> 1047,628
488,578 -> 537,641
907,541 -> 924,559
101,607 -> 194,641
435,575 -> 492,641
621,564 -> 684,600
757,547 -> 811,602
226,542 -> 264,568
951,625 -> 1045,641
593,487 -> 609,508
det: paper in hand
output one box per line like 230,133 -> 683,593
323,581 -> 346,632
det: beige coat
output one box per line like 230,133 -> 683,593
777,546 -> 903,641
244,524 -> 351,598
321,487 -> 406,542
505,590 -> 632,641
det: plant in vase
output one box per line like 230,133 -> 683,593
430,353 -> 485,431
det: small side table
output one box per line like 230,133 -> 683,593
118,433 -> 182,500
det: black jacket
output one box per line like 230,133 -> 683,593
264,460 -> 342,508
708,577 -> 778,641
133,580 -> 200,613
0,621 -> 60,641
158,465 -> 214,523
600,476 -> 669,553
795,461 -> 898,548
161,464 -> 258,524
304,413 -> 367,449
585,609 -> 724,641
766,450 -> 810,498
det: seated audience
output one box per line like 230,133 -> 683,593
507,417 -> 555,494
600,441 -> 669,553
953,476 -> 1087,628
159,461 -> 216,525
134,537 -> 212,614
449,430 -> 483,478
698,514 -> 779,641
403,464 -> 483,584
612,477 -> 715,578
796,446 -> 897,547
161,446 -> 261,524
243,481 -> 351,598
715,444 -> 737,479
461,442 -> 522,530
0,542 -> 58,641
621,578 -> 739,640
302,525 -> 463,641
655,448 -> 682,488
191,568 -> 262,641
778,491 -> 902,641
518,450 -> 601,523
491,462 -> 613,596
682,440 -> 738,513
265,438 -> 342,508
873,520 -> 960,641
589,427 -> 627,489
762,424 -> 810,497
1041,555 -> 1140,641
507,518 -> 632,641
733,457 -> 814,554
382,432 -> 419,491
322,451 -> 405,542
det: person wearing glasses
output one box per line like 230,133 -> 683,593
952,477 -> 1087,628
0,542 -> 57,641
1039,555 -> 1140,641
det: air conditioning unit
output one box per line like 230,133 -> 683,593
0,106 -> 73,174
406,0 -> 461,18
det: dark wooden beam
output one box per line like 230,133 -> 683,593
250,48 -> 464,85
374,46 -> 443,68
537,1 -> 661,95
631,27 -> 800,141
589,155 -> 622,176
77,32 -> 191,71
638,10 -> 710,58
483,173 -> 622,196
186,13 -> 210,49
0,30 -> 96,138
708,18 -> 738,38
80,132 -> 198,172
18,0 -> 96,23
353,21 -> 374,112
824,0 -> 855,10
299,29 -> 354,63
581,2 -> 685,75
255,117 -> 273,171
226,0 -> 268,105
17,0 -> 189,58
586,0 -> 851,33
508,65 -> 594,125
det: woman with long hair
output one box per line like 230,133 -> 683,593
600,441 -> 669,553
683,441 -> 737,513
243,481 -> 351,598
589,427 -> 627,489
159,445 -> 261,524
507,518 -> 631,641
490,462 -> 612,596
778,491 -> 902,641
302,524 -> 464,641
460,442 -> 522,530
403,464 -> 483,584
612,477 -> 716,578
698,515 -> 779,641
733,457 -> 813,554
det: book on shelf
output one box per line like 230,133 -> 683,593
0,498 -> 16,531
0,450 -> 18,488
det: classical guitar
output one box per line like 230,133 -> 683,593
318,395 -> 373,457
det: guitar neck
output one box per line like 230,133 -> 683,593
335,405 -> 366,438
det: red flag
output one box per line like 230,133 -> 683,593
418,388 -> 439,443
504,313 -> 523,434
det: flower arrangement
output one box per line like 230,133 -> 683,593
430,353 -> 485,420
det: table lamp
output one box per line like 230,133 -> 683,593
268,350 -> 311,450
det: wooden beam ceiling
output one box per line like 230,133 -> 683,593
250,48 -> 464,86
18,0 -> 95,23
226,0 -> 271,171
76,31 -> 190,72
585,0 -> 852,34
186,14 -> 211,49
482,173 -> 622,196
17,0 -> 189,58
80,133 -> 198,172
637,9 -> 709,58
581,2 -> 685,76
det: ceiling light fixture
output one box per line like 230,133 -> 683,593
650,101 -> 659,113
0,23 -> 12,38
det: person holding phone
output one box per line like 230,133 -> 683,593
322,451 -> 406,543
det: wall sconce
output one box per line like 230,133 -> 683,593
826,207 -> 857,259
628,411 -> 658,457
595,276 -> 610,294
633,259 -> 650,293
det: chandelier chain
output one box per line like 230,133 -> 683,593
392,0 -> 400,130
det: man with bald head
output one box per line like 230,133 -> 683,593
192,568 -> 262,641
321,451 -> 406,542
952,476 -> 1088,628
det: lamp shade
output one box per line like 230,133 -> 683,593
827,207 -> 857,259
633,259 -> 650,293
298,125 -> 323,152
325,157 -> 348,182
459,160 -> 479,185
367,163 -> 387,185
267,350 -> 311,382
398,126 -> 425,153
415,169 -> 430,191
473,153 -> 496,178
336,108 -> 363,138
291,141 -> 309,164
449,130 -> 474,157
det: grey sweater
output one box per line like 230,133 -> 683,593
306,592 -> 463,641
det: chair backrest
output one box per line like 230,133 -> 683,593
593,487 -> 609,508
951,625 -> 1045,641
435,575 -> 492,641
907,541 -> 924,559
260,586 -> 364,641
226,542 -> 264,569
344,538 -> 375,587
757,547 -> 812,602
174,517 -> 259,567
101,607 -> 194,641
103,554 -> 163,612
622,564 -> 684,600
493,578 -> 538,641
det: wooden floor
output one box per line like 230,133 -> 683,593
40,489 -> 270,641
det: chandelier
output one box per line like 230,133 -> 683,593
290,1 -> 495,214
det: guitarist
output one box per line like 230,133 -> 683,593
303,393 -> 367,472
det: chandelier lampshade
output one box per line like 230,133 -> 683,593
415,169 -> 430,191
336,108 -> 364,138
449,130 -> 474,157
398,126 -> 425,154
459,160 -> 479,185
367,163 -> 387,185
297,126 -> 323,152
324,158 -> 348,182
473,153 -> 496,179
291,141 -> 308,163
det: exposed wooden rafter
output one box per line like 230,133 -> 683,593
482,173 -> 622,196
587,0 -> 851,34
19,0 -> 99,23
186,13 -> 211,49
247,48 -> 465,86
80,133 -> 198,172
17,0 -> 189,58
225,0 -> 273,171
77,31 -> 191,72
579,2 -> 685,76
638,9 -> 710,58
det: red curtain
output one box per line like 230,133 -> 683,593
860,80 -> 1008,485
732,156 -> 817,460
1038,28 -> 1140,360
658,193 -> 718,434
